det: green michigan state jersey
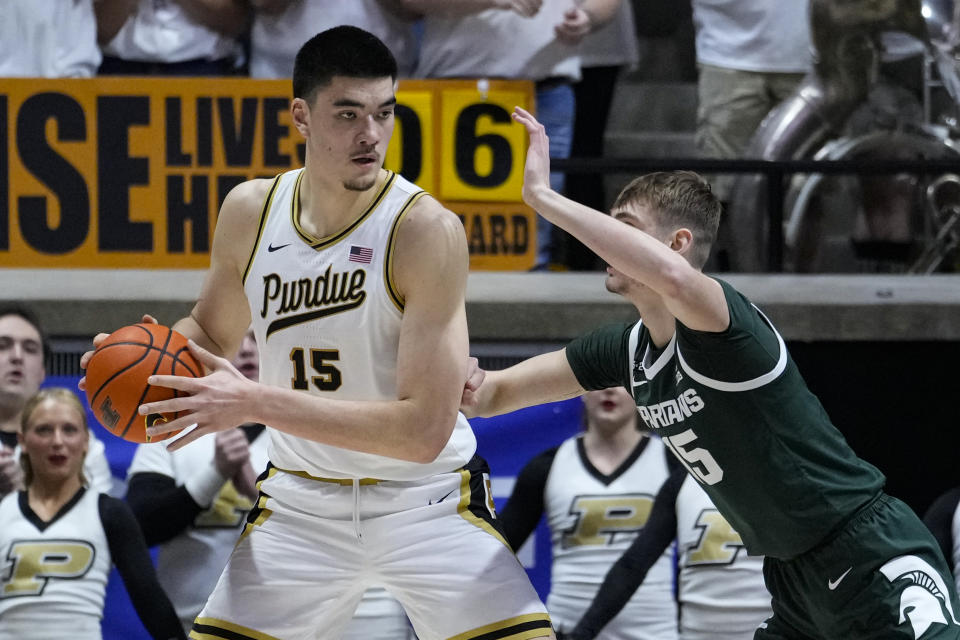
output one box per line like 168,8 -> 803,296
566,278 -> 885,559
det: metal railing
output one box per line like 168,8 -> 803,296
552,156 -> 960,271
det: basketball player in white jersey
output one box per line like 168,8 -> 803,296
125,329 -> 411,638
560,465 -> 772,640
500,387 -> 679,640
80,25 -> 553,640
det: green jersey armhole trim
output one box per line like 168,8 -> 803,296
241,173 -> 284,286
384,190 -> 428,313
676,305 -> 787,392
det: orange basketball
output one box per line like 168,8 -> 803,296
85,324 -> 202,443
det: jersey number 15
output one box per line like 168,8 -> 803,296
290,348 -> 342,391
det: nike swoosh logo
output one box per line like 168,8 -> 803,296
268,243 -> 291,252
828,566 -> 853,590
429,488 -> 457,505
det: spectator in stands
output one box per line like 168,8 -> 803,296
562,0 -> 639,270
0,305 -> 113,499
0,387 -> 185,640
95,0 -> 248,75
0,0 -> 101,77
402,0 -> 622,270
691,0 -> 812,200
500,387 -> 679,639
248,0 -> 418,78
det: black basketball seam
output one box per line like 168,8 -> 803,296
87,325 -> 198,441
90,341 -> 170,351
92,341 -> 197,382
88,325 -> 157,407
120,326 -> 174,439
167,347 -> 197,415
168,348 -> 201,433
170,346 -> 202,378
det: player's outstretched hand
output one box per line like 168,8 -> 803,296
511,106 -> 552,208
459,357 -> 487,418
78,314 -> 158,391
139,339 -> 257,451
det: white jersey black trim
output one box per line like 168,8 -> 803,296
383,190 -> 427,312
291,171 -> 398,250
242,174 -> 283,286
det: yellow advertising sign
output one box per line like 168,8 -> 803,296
451,201 -> 536,271
0,78 -> 535,270
383,88 -> 436,195
438,88 -> 530,202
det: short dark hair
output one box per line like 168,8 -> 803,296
612,171 -> 722,268
0,304 -> 50,365
293,26 -> 398,101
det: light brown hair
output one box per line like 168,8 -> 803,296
20,388 -> 89,487
612,171 -> 722,268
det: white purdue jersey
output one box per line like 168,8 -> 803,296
545,435 -> 678,640
0,489 -> 112,640
675,475 -> 771,639
243,169 -> 477,481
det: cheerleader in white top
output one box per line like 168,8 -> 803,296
560,466 -> 772,640
0,388 -> 183,640
501,388 -> 679,640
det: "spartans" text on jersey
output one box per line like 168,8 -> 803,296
637,388 -> 705,429
260,267 -> 367,337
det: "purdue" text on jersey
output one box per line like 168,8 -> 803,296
260,267 -> 366,337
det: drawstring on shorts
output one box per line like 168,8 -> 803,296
352,478 -> 362,542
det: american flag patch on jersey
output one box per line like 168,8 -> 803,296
349,245 -> 374,264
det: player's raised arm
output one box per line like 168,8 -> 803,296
511,107 -> 728,334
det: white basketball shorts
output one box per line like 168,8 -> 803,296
189,455 -> 552,640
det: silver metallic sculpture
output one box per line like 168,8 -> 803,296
726,0 -> 960,272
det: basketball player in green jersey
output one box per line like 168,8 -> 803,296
461,106 -> 960,639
